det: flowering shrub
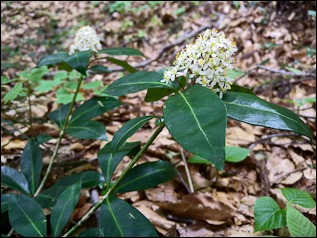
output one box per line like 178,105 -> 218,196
1,26 -> 313,237
162,29 -> 237,97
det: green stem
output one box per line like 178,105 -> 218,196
62,122 -> 165,237
26,81 -> 33,129
34,75 -> 83,197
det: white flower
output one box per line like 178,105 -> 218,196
69,26 -> 102,55
163,29 -> 237,97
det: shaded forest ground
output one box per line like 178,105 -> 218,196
1,1 -> 316,237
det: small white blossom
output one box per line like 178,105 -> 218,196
163,29 -> 237,97
69,26 -> 102,55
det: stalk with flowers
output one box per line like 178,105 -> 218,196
1,26 -> 313,237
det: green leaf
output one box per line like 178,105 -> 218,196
34,80 -> 57,93
225,146 -> 250,163
98,48 -> 144,57
65,120 -> 107,140
286,205 -> 316,237
21,138 -> 43,195
106,57 -> 138,73
56,92 -> 85,104
1,76 -> 11,84
163,85 -> 227,170
78,228 -> 100,237
8,194 -> 47,237
82,80 -> 103,90
48,103 -> 71,128
115,161 -> 177,193
281,188 -> 316,208
103,71 -> 174,96
188,146 -> 250,164
1,166 -> 30,194
50,180 -> 81,237
223,92 -> 313,141
35,134 -> 53,144
69,96 -> 121,125
111,116 -> 155,152
4,82 -> 23,104
1,194 -> 11,213
89,65 -> 111,73
254,197 -> 286,231
64,50 -> 92,76
36,52 -> 69,67
28,66 -> 49,83
35,186 -> 66,208
98,142 -> 140,185
52,171 -> 105,189
228,84 -> 255,95
99,196 -> 158,237
145,88 -> 174,102
227,68 -> 245,79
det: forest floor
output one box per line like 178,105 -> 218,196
1,1 -> 316,237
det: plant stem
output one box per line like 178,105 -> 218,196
62,122 -> 165,237
34,75 -> 83,197
26,81 -> 33,129
180,148 -> 194,193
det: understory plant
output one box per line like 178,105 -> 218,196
254,188 -> 316,237
1,26 -> 313,237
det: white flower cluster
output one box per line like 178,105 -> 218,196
69,26 -> 102,55
162,29 -> 237,97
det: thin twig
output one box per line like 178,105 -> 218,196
257,65 -> 316,77
180,148 -> 194,193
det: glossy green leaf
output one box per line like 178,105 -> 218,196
89,65 -> 111,73
50,180 -> 81,237
65,120 -> 107,140
106,57 -> 137,73
78,228 -> 101,237
52,171 -> 105,189
111,116 -> 155,152
35,134 -> 53,144
145,88 -> 174,102
69,96 -> 121,125
4,82 -> 23,104
163,85 -> 227,170
254,197 -> 286,231
228,84 -> 255,95
99,196 -> 158,237
1,166 -> 30,194
8,194 -> 46,237
64,50 -> 92,76
35,186 -> 66,208
286,205 -> 316,237
115,161 -> 177,193
48,103 -> 71,128
36,52 -> 69,67
103,71 -> 174,96
281,188 -> 316,208
21,138 -> 43,195
223,92 -> 313,141
144,76 -> 186,102
225,146 -> 250,163
98,48 -> 144,57
98,142 -> 140,185
1,194 -> 11,213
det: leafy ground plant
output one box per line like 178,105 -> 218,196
1,26 -> 313,237
254,188 -> 316,237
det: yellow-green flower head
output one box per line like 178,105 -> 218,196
162,29 -> 237,97
69,26 -> 102,55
